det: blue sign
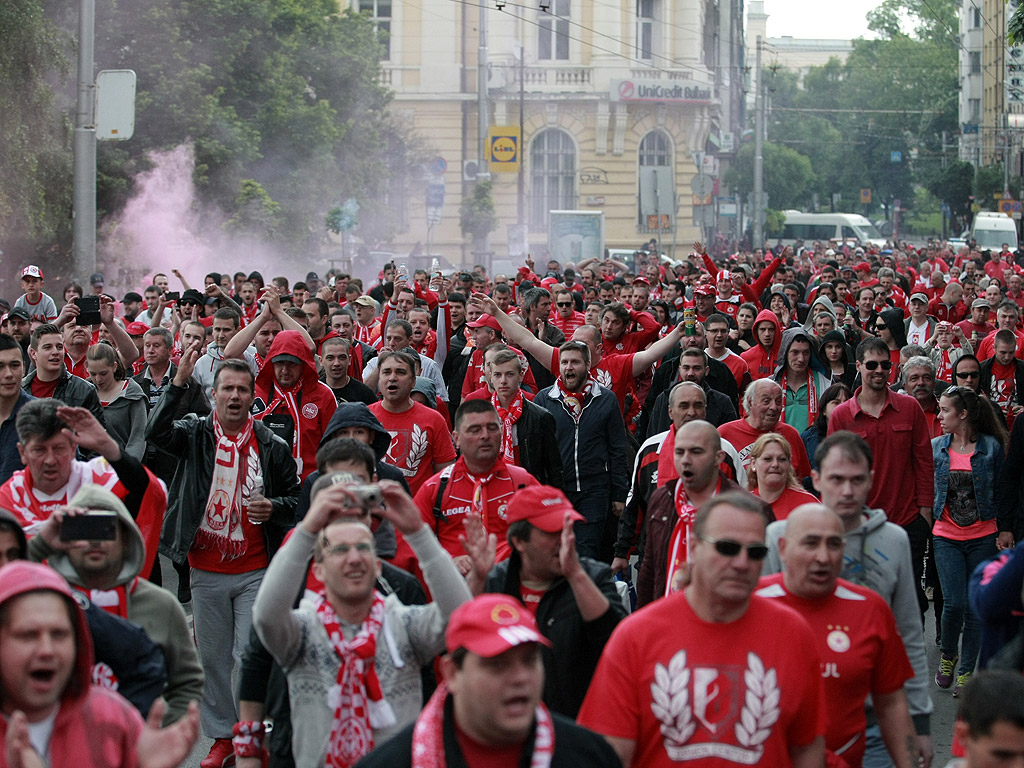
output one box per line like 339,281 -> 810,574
426,184 -> 445,208
890,151 -> 902,163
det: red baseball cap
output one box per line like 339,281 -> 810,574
693,283 -> 716,297
446,594 -> 552,657
505,485 -> 584,532
467,314 -> 502,332
125,321 -> 150,336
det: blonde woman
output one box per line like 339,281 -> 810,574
747,432 -> 817,520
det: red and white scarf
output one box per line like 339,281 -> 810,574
79,578 -> 139,619
266,380 -> 304,477
664,477 -> 722,596
196,412 -> 259,560
780,371 -> 818,425
555,375 -> 596,422
316,591 -> 396,768
411,681 -> 554,768
492,391 -> 524,463
240,301 -> 260,326
937,348 -> 953,383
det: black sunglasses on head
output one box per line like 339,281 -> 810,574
862,359 -> 893,371
697,534 -> 769,561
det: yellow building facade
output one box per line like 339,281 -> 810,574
358,0 -> 742,270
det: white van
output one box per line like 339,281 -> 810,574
779,212 -> 886,247
970,212 -> 1018,250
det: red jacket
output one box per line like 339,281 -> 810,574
256,331 -> 338,480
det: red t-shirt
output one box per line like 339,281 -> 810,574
369,401 -> 457,495
718,419 -> 812,479
754,486 -> 819,521
413,456 -> 539,561
188,515 -> 269,574
710,349 -> 751,391
578,592 -> 825,768
64,352 -> 88,380
989,361 -> 1018,429
30,377 -> 58,399
756,575 -> 914,768
976,329 -> 1024,361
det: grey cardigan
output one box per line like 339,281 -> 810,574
253,525 -> 470,768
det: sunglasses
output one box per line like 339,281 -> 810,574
955,370 -> 980,379
861,359 -> 893,371
556,302 -> 573,308
697,534 -> 769,561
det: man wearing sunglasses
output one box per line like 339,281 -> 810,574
829,337 -> 935,624
579,492 -> 826,768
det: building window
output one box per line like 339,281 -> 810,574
530,129 -> 576,229
358,0 -> 391,60
972,6 -> 982,29
970,51 -> 982,74
970,98 -> 981,122
638,131 -> 674,230
637,0 -> 657,61
538,0 -> 570,61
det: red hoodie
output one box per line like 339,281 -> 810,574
740,309 -> 783,380
0,562 -> 145,767
255,331 -> 338,481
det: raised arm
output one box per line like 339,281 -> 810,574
469,292 -> 556,371
631,319 -> 684,376
99,297 -> 140,367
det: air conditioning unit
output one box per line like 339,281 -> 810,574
463,159 -> 480,181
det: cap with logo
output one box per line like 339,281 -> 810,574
90,272 -> 105,286
21,265 -> 43,279
445,594 -> 552,658
125,321 -> 151,336
467,314 -> 502,332
505,485 -> 585,532
7,307 -> 31,322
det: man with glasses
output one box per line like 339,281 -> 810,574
953,355 -> 984,393
578,492 -> 826,768
550,289 -> 586,337
829,337 -> 935,630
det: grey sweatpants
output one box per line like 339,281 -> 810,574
190,566 -> 266,738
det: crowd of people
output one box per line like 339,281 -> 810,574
3,239 -> 1024,767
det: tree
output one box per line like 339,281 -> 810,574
724,142 -> 816,211
926,160 -> 974,232
0,0 -> 71,259
459,179 -> 497,255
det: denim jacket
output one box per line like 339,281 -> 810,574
932,433 -> 1008,529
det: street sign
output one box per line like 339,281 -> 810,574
860,188 -> 872,204
428,156 -> 447,175
426,184 -> 445,208
690,175 -> 714,196
890,151 -> 902,163
95,70 -> 136,141
487,127 -> 520,172
998,199 -> 1022,215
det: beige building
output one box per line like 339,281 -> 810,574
353,0 -> 744,270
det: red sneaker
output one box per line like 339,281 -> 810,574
201,739 -> 236,768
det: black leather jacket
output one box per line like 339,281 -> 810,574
146,383 -> 300,564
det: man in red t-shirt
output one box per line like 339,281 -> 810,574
718,379 -> 812,480
577,492 -> 826,768
955,298 -> 996,346
975,301 -> 1024,361
370,349 -> 456,495
980,330 -> 1024,430
757,505 -> 916,768
414,399 -> 538,564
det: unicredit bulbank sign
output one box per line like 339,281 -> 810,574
611,79 -> 714,104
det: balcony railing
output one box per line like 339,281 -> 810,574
522,66 -> 592,88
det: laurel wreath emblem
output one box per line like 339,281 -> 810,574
651,650 -> 696,745
405,423 -> 428,474
735,652 -> 781,747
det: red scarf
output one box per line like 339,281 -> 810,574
937,348 -> 953,383
555,375 -> 596,422
266,380 -> 304,476
241,301 -> 260,326
780,371 -> 818,425
664,477 -> 721,597
492,391 -> 524,463
79,579 -> 139,619
197,412 -> 258,560
656,425 -> 678,488
316,591 -> 395,768
411,681 -> 554,768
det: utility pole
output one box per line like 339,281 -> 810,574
476,1 -> 491,258
753,36 -> 764,251
73,0 -> 97,280
517,40 -> 525,227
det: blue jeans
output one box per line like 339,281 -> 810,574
933,534 -> 997,676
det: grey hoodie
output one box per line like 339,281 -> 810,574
30,484 -> 204,724
763,506 -> 933,733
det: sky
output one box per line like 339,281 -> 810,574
763,0 -> 880,40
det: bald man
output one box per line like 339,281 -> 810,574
636,420 -> 769,607
757,504 -> 917,768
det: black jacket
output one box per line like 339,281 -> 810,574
980,357 -> 1024,414
22,366 -> 104,425
133,364 -> 211,481
484,554 -> 625,717
147,383 -> 300,564
516,396 -> 566,490
642,351 -> 739,436
536,382 -> 629,501
645,381 -> 737,436
355,699 -> 622,768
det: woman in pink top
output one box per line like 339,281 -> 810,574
747,432 -> 818,521
931,386 -> 1010,696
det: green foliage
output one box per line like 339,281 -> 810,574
226,179 -> 281,237
459,179 -> 498,241
925,160 -> 974,232
764,209 -> 785,237
975,164 -> 1006,208
1009,1 -> 1024,46
723,142 -> 815,210
0,0 -> 71,251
